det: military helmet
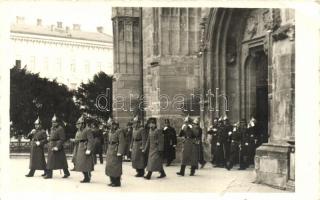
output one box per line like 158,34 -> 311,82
76,115 -> 85,124
107,117 -> 113,125
193,117 -> 200,125
133,115 -> 140,122
148,117 -> 157,124
184,115 -> 192,123
51,114 -> 57,122
34,117 -> 40,125
223,115 -> 228,121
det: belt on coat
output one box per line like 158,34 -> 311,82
109,141 -> 119,145
134,139 -> 142,141
79,139 -> 88,143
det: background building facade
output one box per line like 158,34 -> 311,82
112,7 -> 295,190
10,17 -> 113,90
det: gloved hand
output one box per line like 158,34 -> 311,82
85,150 -> 91,155
217,142 -> 220,146
245,142 -> 248,146
129,148 -> 132,152
52,147 -> 58,151
117,153 -> 122,157
36,141 -> 40,146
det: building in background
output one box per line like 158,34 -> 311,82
112,7 -> 295,190
10,16 -> 113,90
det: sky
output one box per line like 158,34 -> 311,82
7,1 -> 113,35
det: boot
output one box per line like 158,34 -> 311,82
62,168 -> 70,178
43,169 -> 52,179
99,154 -> 103,164
190,166 -> 196,176
41,169 -> 47,176
157,169 -> 166,178
176,165 -> 186,176
144,171 -> 152,180
134,169 -> 140,177
80,172 -> 90,183
139,169 -> 145,177
108,177 -> 114,186
25,169 -> 35,177
112,177 -> 121,187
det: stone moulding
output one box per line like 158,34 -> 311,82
272,24 -> 295,41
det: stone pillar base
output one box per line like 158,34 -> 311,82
254,142 -> 291,190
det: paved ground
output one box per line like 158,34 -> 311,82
5,158 -> 287,193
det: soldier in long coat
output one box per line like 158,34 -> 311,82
44,114 -> 70,179
25,117 -> 48,177
213,118 -> 226,168
130,116 -> 147,177
124,121 -> 133,161
207,117 -> 219,165
105,120 -> 126,187
239,119 -> 249,170
92,122 -> 104,164
74,115 -> 95,183
143,118 -> 166,179
162,119 -> 177,166
222,117 -> 233,169
247,117 -> 258,165
225,122 -> 241,170
177,116 -> 199,176
193,118 -> 206,169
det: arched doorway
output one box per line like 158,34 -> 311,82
245,50 -> 269,143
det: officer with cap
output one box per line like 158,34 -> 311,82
193,117 -> 206,168
130,115 -> 148,177
44,114 -> 70,179
239,119 -> 249,170
124,121 -> 133,161
213,117 -> 225,167
247,117 -> 258,165
222,115 -> 233,170
25,117 -> 48,177
225,121 -> 241,170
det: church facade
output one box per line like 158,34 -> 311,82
112,7 -> 295,190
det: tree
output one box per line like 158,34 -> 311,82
75,71 -> 113,122
10,66 -> 80,138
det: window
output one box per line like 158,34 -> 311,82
70,59 -> 76,73
56,57 -> 62,72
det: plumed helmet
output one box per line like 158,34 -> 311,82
218,116 -> 223,122
77,115 -> 85,124
51,114 -> 57,122
223,115 -> 228,121
250,117 -> 257,123
148,117 -> 157,124
107,117 -> 113,125
34,117 -> 40,125
193,117 -> 200,125
133,115 -> 139,122
184,115 -> 192,123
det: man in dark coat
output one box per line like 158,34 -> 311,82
130,116 -> 148,177
225,122 -> 241,170
44,114 -> 70,179
124,121 -> 133,161
193,118 -> 206,169
207,117 -> 219,165
177,116 -> 199,176
239,119 -> 249,170
143,117 -> 166,180
105,120 -> 126,187
213,118 -> 226,168
74,115 -> 95,183
162,119 -> 177,166
247,117 -> 258,165
25,117 -> 48,177
222,116 -> 233,170
92,121 -> 104,164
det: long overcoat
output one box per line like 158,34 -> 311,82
130,127 -> 147,169
29,129 -> 48,170
124,127 -> 133,157
74,127 -> 95,172
163,126 -> 177,162
192,126 -> 202,165
144,128 -> 164,172
179,124 -> 198,167
47,125 -> 68,170
93,129 -> 104,154
105,128 -> 126,177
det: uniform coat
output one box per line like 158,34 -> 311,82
193,126 -> 204,165
47,125 -> 68,170
93,129 -> 104,154
105,128 -> 126,177
74,127 -> 95,172
207,125 -> 218,162
124,127 -> 133,158
130,127 -> 147,169
144,128 -> 164,172
163,126 -> 177,162
29,129 -> 48,170
179,124 -> 199,167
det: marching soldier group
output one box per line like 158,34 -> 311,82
207,116 -> 261,170
25,113 -> 261,187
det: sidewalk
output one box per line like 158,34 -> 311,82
5,157 -> 289,193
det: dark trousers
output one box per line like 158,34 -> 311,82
239,146 -> 249,169
94,153 -> 103,164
